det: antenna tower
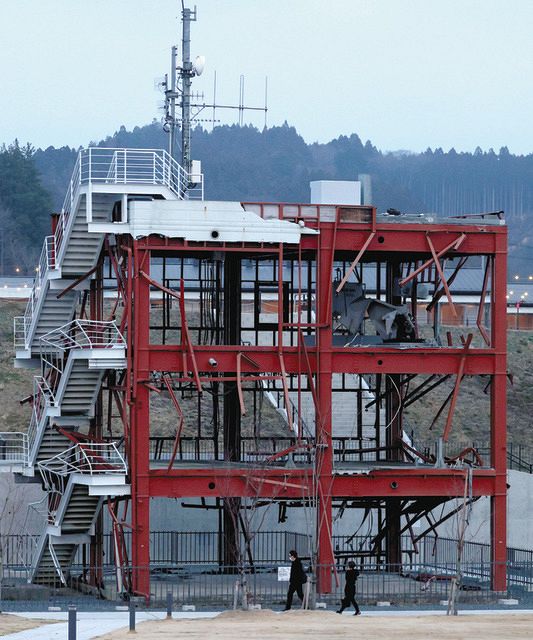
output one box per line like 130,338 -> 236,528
161,2 -> 268,175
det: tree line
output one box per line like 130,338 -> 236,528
1,123 -> 532,275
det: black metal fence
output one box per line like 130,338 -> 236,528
148,436 -> 533,472
0,561 -> 518,610
3,531 -> 533,571
3,530 -> 533,597
105,561 -> 508,606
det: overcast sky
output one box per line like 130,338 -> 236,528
1,0 -> 532,154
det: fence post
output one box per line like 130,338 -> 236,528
166,591 -> 173,619
129,600 -> 136,632
68,604 -> 76,640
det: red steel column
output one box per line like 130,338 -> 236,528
316,225 -> 334,593
491,238 -> 507,591
130,243 -> 151,598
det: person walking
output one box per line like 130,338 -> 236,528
336,560 -> 361,615
283,550 -> 307,610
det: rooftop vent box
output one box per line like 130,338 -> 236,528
310,180 -> 361,206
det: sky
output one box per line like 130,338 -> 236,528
1,0 -> 533,154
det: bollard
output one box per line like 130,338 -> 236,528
68,604 -> 77,640
129,600 -> 136,632
166,591 -> 173,619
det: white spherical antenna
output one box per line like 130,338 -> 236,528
193,55 -> 205,76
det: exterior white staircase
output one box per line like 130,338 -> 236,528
22,320 -> 126,474
31,442 -> 128,586
60,193 -> 111,277
29,289 -> 79,354
6,147 -> 203,586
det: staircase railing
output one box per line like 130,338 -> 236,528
48,539 -> 68,586
26,376 -> 56,462
38,441 -> 127,523
14,236 -> 56,350
14,147 -> 202,351
0,432 -> 28,465
38,441 -> 127,479
39,319 -> 125,381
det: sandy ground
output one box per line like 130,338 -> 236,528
92,609 -> 533,640
0,614 -> 55,636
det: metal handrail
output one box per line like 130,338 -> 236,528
26,376 -> 56,461
35,440 -> 126,527
14,236 -> 55,349
38,441 -> 127,478
80,147 -> 203,200
37,441 -> 127,522
40,319 -> 124,351
48,538 -> 67,586
0,432 -> 28,464
39,319 -> 125,382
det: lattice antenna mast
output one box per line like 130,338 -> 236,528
161,3 -> 268,174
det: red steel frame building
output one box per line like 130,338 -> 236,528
121,203 -> 507,597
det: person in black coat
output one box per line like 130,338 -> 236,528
336,560 -> 361,615
283,550 -> 307,610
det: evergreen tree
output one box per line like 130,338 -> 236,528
0,141 -> 52,274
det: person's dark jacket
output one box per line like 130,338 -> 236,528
289,558 -> 307,586
344,567 -> 359,595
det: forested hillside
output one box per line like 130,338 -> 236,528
1,122 -> 533,274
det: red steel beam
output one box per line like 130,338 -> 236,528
442,333 -> 473,441
136,226 -> 503,255
278,352 -> 293,432
335,231 -> 376,293
490,238 -> 507,591
160,374 -> 186,472
147,468 -> 498,499
130,244 -> 151,599
316,224 -> 335,592
236,352 -> 246,416
426,233 -> 458,318
477,257 -> 492,347
398,233 -> 465,288
147,346 -> 505,376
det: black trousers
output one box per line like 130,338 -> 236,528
339,590 -> 360,613
285,582 -> 304,609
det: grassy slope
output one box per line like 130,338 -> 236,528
1,300 -> 531,448
0,301 -> 33,431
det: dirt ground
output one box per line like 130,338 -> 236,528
93,609 -> 533,640
0,613 -> 55,636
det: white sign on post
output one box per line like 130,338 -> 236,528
277,566 -> 291,582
